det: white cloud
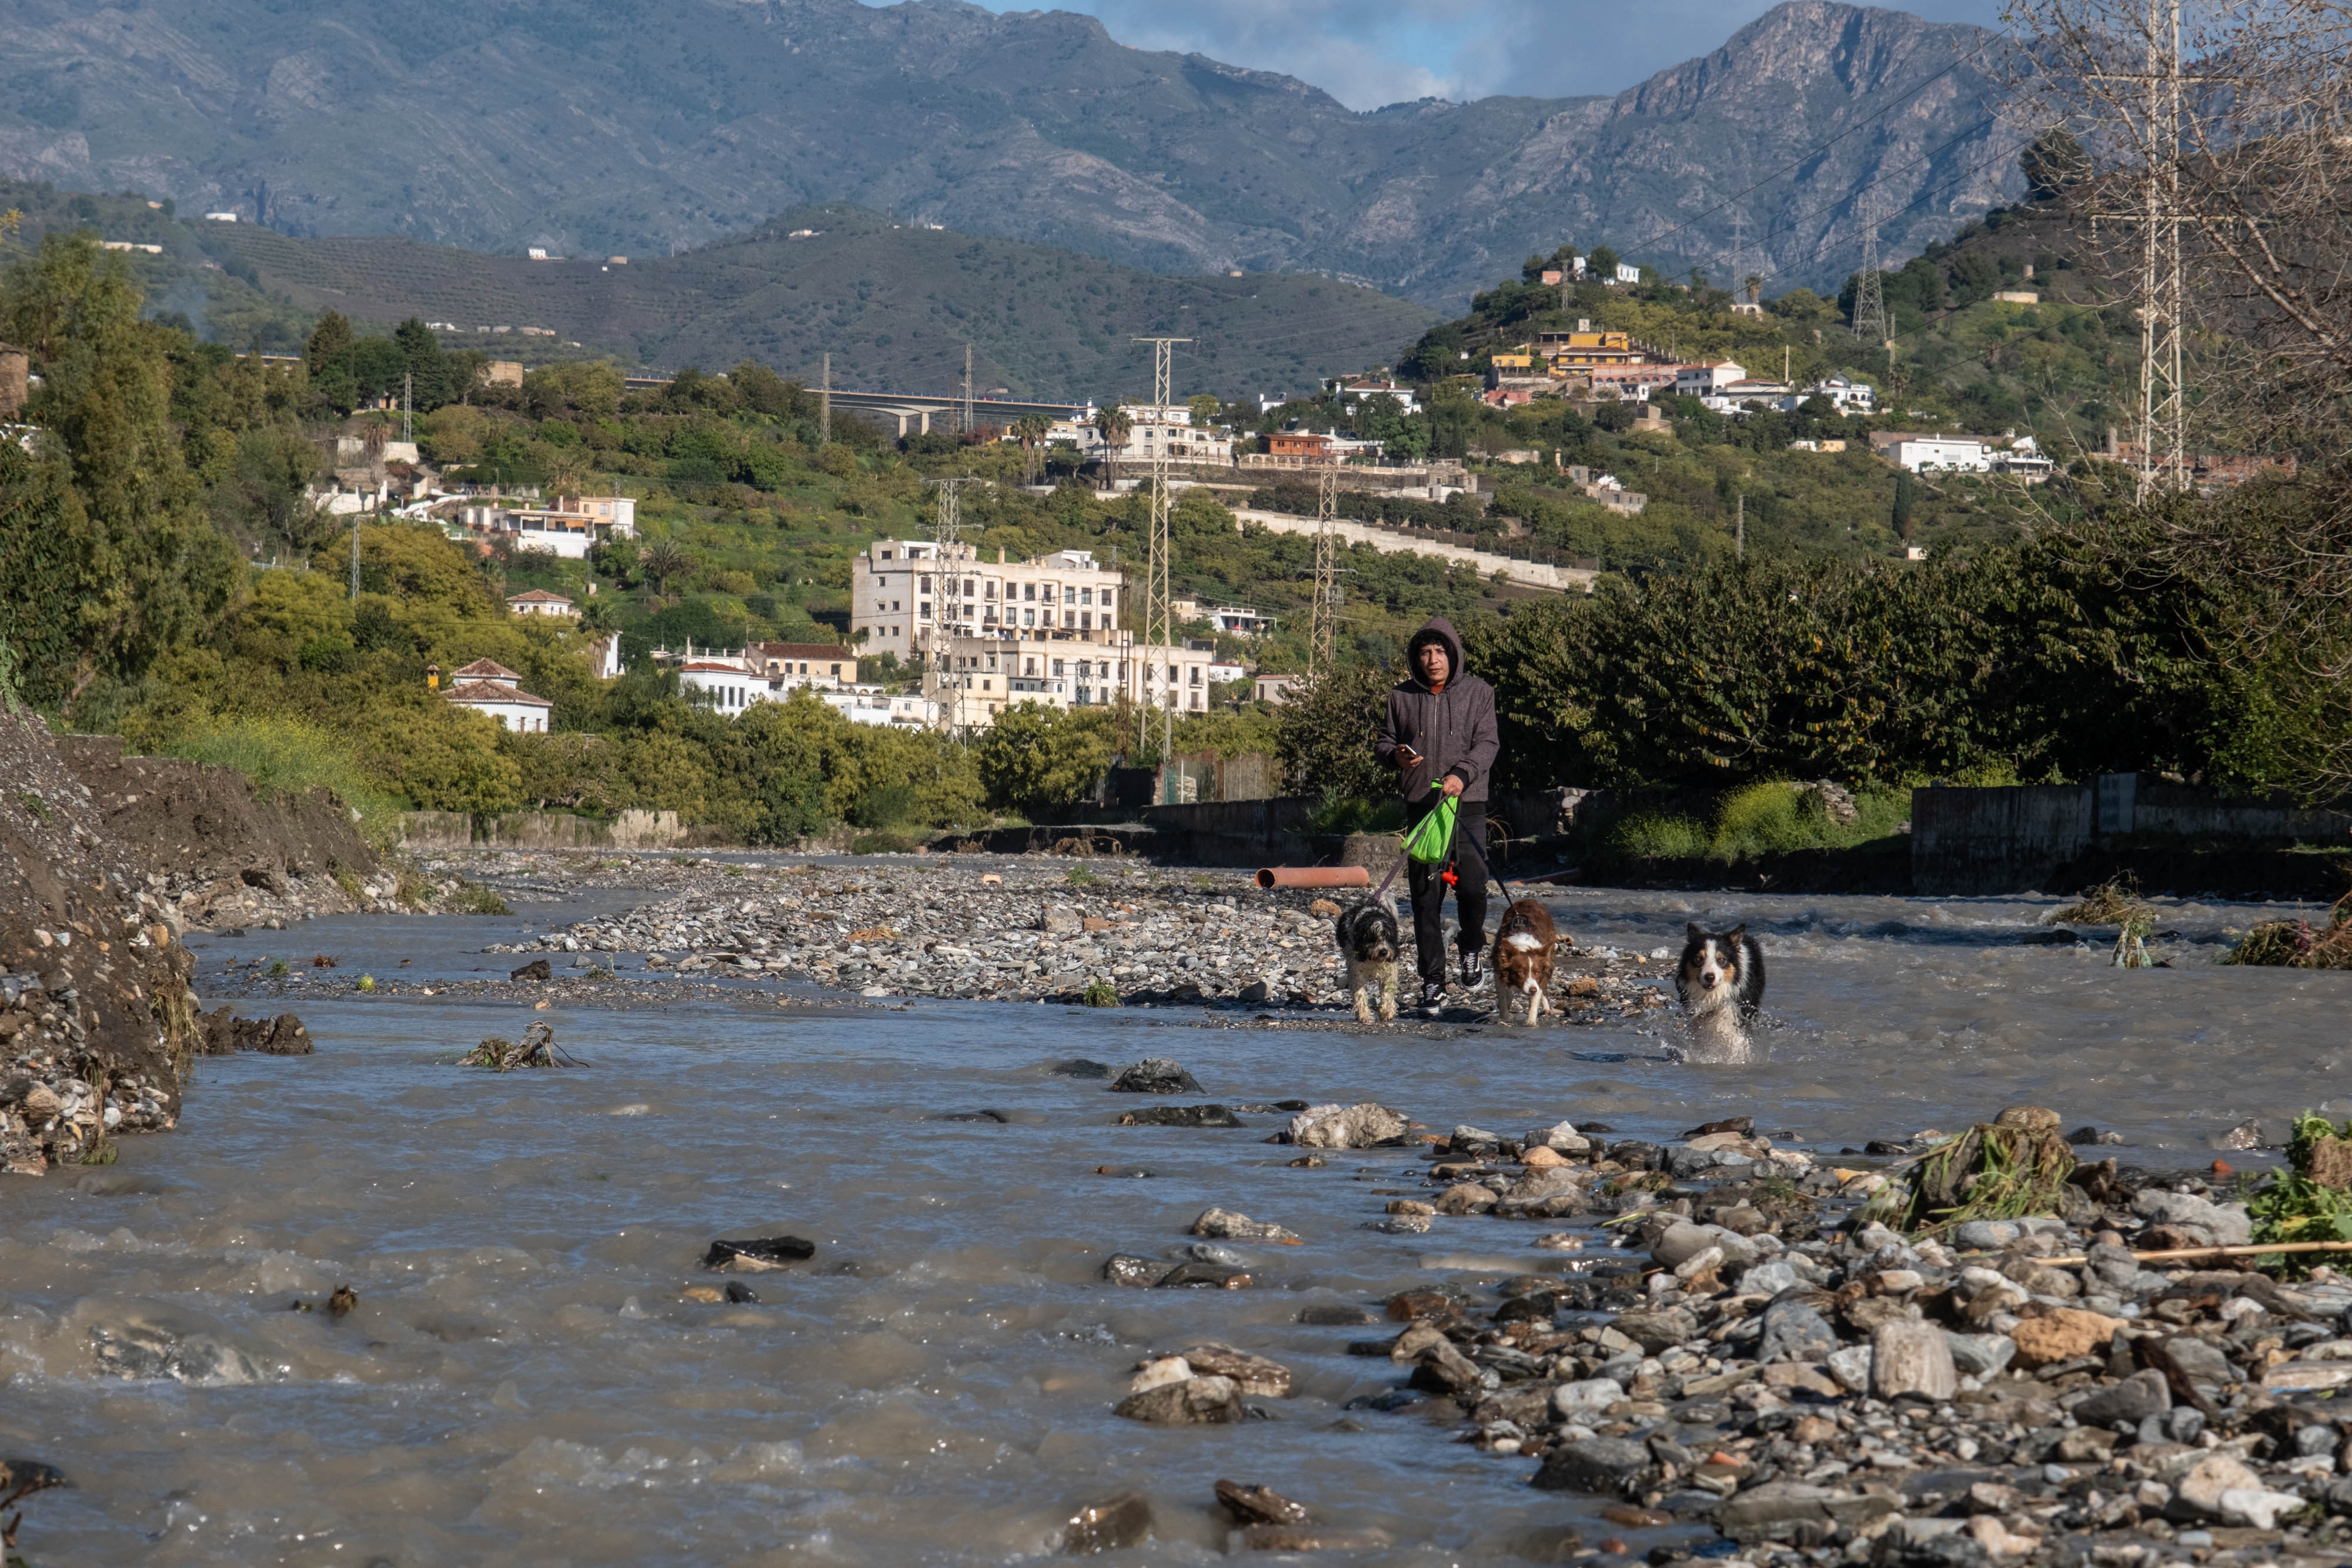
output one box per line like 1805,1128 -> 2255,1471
926,0 -> 2014,109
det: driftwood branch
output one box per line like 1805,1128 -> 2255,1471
2039,1238 -> 2352,1266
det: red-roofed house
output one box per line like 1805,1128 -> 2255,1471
506,589 -> 577,618
446,676 -> 553,731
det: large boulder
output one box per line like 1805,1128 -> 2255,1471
1283,1103 -> 1408,1148
2130,1190 -> 2252,1248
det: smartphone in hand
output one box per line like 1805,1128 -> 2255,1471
1397,744 -> 1422,767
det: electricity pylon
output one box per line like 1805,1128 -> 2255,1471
1850,195 -> 1890,349
1308,460 -> 1341,677
1131,336 -> 1188,754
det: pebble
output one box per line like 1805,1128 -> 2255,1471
471,858 -> 1671,1019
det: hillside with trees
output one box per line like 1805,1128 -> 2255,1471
0,184 -> 1432,400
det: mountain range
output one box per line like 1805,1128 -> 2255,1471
4,182 -> 1436,400
1,0 -> 2024,307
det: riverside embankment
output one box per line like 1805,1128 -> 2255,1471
3,847 -> 2347,1566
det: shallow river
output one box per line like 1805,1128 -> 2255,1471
1,878 -> 2342,1566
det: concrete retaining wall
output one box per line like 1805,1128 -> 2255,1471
1912,774 -> 2352,894
1231,508 -> 1596,593
1141,797 -> 1321,866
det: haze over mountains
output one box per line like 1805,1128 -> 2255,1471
2,0 -> 2022,306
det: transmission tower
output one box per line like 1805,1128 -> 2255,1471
2137,0 -> 2188,500
1131,336 -> 1189,753
2083,0 -> 2216,500
1308,460 -> 1341,677
1850,195 -> 1890,349
820,352 -> 831,447
962,343 -> 975,437
923,476 -> 983,738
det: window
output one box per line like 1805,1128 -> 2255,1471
1024,658 -> 1037,675
1104,590 -> 1117,610
920,601 -> 931,618
982,678 -> 992,691
963,579 -> 975,596
881,549 -> 893,560
1080,587 -> 1093,605
1041,609 -> 1054,625
1080,611 -> 1091,629
1190,691 -> 1202,710
1051,659 -> 1064,676
1064,586 -> 1077,604
920,575 -> 932,592
1023,583 -> 1035,601
985,581 -> 997,600
1190,666 -> 1202,686
830,664 -> 842,678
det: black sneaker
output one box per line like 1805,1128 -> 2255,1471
1459,949 -> 1484,989
1418,981 -> 1446,1018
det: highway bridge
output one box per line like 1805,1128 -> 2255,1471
620,376 -> 1090,435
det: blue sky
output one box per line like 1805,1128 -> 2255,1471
947,0 -> 2011,109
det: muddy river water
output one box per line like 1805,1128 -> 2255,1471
1,875 -> 2343,1566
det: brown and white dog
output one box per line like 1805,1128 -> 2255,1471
1675,923 -> 1766,1061
1491,900 -> 1560,1025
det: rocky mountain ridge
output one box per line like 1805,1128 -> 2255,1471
0,0 -> 2023,305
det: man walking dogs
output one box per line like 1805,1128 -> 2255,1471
1375,617 -> 1500,1017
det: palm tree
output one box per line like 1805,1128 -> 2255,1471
638,537 -> 693,599
1011,414 -> 1051,483
1093,403 -> 1132,489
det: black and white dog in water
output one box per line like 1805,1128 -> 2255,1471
1334,895 -> 1403,1024
1675,922 -> 1766,1061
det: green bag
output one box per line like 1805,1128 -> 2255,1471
1402,794 -> 1459,864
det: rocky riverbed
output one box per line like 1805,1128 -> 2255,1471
463,854 -> 1676,1021
1077,1098 -> 2350,1567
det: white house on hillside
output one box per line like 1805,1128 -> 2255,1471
443,658 -> 554,731
1675,361 -> 1748,397
506,589 -> 576,617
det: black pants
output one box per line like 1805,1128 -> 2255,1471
1405,798 -> 1487,985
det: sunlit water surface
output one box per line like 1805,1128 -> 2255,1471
1,883 -> 2341,1566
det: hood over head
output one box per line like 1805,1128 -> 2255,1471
1405,617 -> 1466,683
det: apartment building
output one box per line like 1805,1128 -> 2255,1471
1041,404 -> 1234,466
928,632 -> 1219,728
850,541 -> 1122,661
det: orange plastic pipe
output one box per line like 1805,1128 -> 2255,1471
1254,865 -> 1372,890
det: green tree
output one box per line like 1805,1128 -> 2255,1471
1275,660 -> 1397,801
306,309 -> 356,414
392,317 -> 451,409
1,233 -> 239,706
975,703 -> 1116,814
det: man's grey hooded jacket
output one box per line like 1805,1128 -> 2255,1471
1373,616 -> 1500,805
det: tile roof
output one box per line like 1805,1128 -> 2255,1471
445,680 -> 552,706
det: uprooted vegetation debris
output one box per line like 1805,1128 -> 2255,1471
1879,1104 -> 2090,1233
2223,890 -> 2352,968
457,1022 -> 586,1071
